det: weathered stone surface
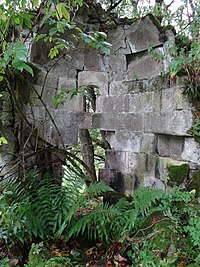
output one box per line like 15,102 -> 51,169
141,133 -> 156,153
128,152 -> 147,188
92,113 -> 118,130
93,113 -> 144,131
109,81 -> 128,95
145,110 -> 193,136
41,110 -> 79,146
129,92 -> 154,113
125,16 -> 162,53
105,131 -> 142,152
3,14 -> 196,194
109,51 -> 127,73
182,138 -> 200,164
143,176 -> 166,190
35,69 -> 58,88
84,49 -> 105,71
157,135 -> 184,159
157,157 -> 189,185
105,150 -> 147,190
119,113 -> 144,131
127,52 -> 163,79
108,26 -> 128,54
78,71 -> 109,95
161,86 -> 192,113
96,95 -> 129,113
57,78 -> 83,112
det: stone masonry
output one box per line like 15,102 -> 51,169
1,12 -> 199,193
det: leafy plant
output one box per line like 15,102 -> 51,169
0,168 -> 112,245
191,115 -> 200,143
66,187 -> 164,243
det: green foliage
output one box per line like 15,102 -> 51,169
81,31 -> 112,54
25,242 -> 74,267
66,187 -> 163,243
127,187 -> 200,266
191,116 -> 200,143
0,136 -> 8,146
0,257 -> 9,267
53,86 -> 91,109
0,168 -> 112,245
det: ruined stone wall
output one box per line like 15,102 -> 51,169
15,14 -> 200,192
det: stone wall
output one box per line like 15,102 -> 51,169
2,13 -> 199,192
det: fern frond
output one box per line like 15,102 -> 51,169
87,181 -> 113,198
133,187 -> 164,216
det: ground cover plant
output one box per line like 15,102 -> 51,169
0,169 -> 199,267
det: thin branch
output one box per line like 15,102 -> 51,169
107,0 -> 123,12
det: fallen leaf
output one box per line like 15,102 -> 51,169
114,254 -> 128,262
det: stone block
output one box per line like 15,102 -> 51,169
109,51 -> 127,72
109,81 -> 128,95
105,150 -> 147,187
106,130 -> 142,152
78,71 -> 109,95
119,113 -> 144,132
125,16 -> 162,53
57,78 -> 76,90
92,113 -> 118,130
31,85 -> 57,108
35,69 -> 58,89
26,106 -> 45,123
157,135 -> 184,159
68,52 -> 84,70
46,124 -> 78,147
141,133 -> 156,153
128,152 -> 147,188
96,95 -> 129,113
105,150 -> 129,172
44,110 -> 79,146
143,176 -> 166,190
84,49 -> 105,71
108,26 -> 128,54
157,157 -> 189,185
129,92 -> 153,113
99,169 -> 125,193
57,78 -> 83,112
182,138 -> 200,164
127,52 -> 163,79
145,110 -> 193,136
161,86 -> 192,113
109,70 -> 128,82
153,90 -> 162,112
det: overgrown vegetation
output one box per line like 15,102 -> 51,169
0,0 -> 200,266
0,169 -> 199,266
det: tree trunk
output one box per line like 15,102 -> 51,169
79,129 -> 97,182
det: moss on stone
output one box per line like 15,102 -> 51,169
188,170 -> 200,196
167,163 -> 189,187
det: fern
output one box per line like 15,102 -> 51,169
65,188 -> 165,244
0,167 -> 113,244
133,187 -> 164,216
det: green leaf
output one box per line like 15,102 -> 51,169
24,18 -> 32,29
56,3 -> 70,20
21,63 -> 34,76
13,43 -> 28,61
12,59 -> 24,71
0,136 -> 8,145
